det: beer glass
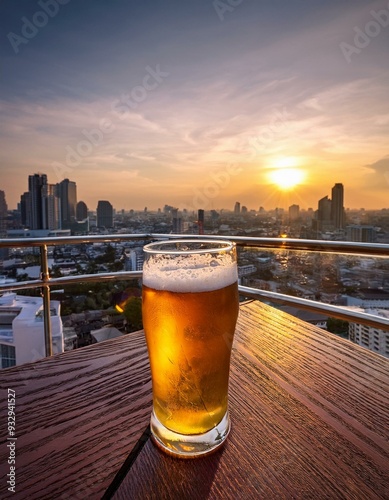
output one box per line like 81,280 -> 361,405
142,239 -> 239,457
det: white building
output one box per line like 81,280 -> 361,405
0,293 -> 64,369
126,250 -> 143,271
348,307 -> 389,358
346,297 -> 389,310
7,229 -> 71,238
238,264 -> 257,278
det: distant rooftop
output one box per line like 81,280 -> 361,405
358,288 -> 389,300
278,306 -> 328,324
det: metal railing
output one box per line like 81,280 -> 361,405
1,233 -> 389,357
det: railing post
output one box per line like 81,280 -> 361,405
40,244 -> 53,357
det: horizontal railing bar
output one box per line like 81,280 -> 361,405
239,285 -> 389,331
1,233 -> 389,257
1,272 -> 387,331
1,233 -> 389,331
150,234 -> 389,257
0,271 -> 143,293
0,234 -> 151,248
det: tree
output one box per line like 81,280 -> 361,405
327,317 -> 349,336
108,260 -> 124,272
123,297 -> 143,332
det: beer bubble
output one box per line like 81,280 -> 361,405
143,252 -> 237,293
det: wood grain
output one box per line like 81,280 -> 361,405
0,301 -> 388,499
112,301 -> 389,500
0,331 -> 152,500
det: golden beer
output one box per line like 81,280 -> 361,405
142,239 -> 239,457
142,282 -> 239,435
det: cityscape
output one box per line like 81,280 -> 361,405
1,172 -> 389,368
1,2 -> 388,496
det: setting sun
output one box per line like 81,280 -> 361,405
266,156 -> 306,190
268,167 -> 305,190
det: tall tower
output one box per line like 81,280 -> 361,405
171,208 -> 182,234
42,184 -> 60,230
0,190 -> 8,236
27,174 -> 60,230
317,196 -> 332,231
76,201 -> 88,221
97,200 -> 113,228
57,178 -> 77,228
198,209 -> 204,235
28,173 -> 47,229
331,183 -> 345,230
234,202 -> 240,214
20,192 -> 30,227
289,204 -> 300,222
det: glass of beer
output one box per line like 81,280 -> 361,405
142,239 -> 239,458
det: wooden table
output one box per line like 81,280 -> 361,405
0,301 -> 388,499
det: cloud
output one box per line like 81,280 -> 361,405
363,156 -> 389,190
366,156 -> 389,172
1,0 -> 389,210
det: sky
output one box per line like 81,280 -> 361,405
1,0 -> 389,212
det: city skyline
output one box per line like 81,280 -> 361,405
1,1 -> 389,211
2,172 -> 351,215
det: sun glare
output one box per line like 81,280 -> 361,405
267,156 -> 305,190
272,157 -> 298,169
269,168 -> 305,190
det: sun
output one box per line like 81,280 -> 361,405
267,156 -> 305,190
269,168 -> 304,190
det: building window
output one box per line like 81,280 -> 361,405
0,344 -> 16,369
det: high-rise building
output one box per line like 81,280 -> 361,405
96,200 -> 113,228
57,178 -> 77,228
76,201 -> 88,221
347,225 -> 376,243
234,202 -> 240,214
0,190 -> 8,236
171,208 -> 182,234
331,183 -> 345,230
42,184 -> 60,230
349,310 -> 389,358
28,173 -> 47,229
198,209 -> 204,235
20,192 -> 30,227
25,173 -> 60,230
317,196 -> 332,231
289,204 -> 300,221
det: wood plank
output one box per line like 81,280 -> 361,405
112,301 -> 389,499
0,331 -> 152,500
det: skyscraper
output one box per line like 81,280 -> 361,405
289,204 -> 300,222
96,200 -> 113,228
42,184 -> 60,230
57,178 -> 77,228
76,201 -> 88,221
171,208 -> 182,234
26,174 -> 60,230
317,196 -> 332,231
331,183 -> 345,230
20,192 -> 30,227
0,190 -> 8,236
28,173 -> 47,229
198,209 -> 204,235
234,202 -> 240,214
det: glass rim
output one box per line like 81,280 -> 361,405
143,239 -> 235,255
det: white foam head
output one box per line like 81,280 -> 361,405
142,241 -> 238,293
